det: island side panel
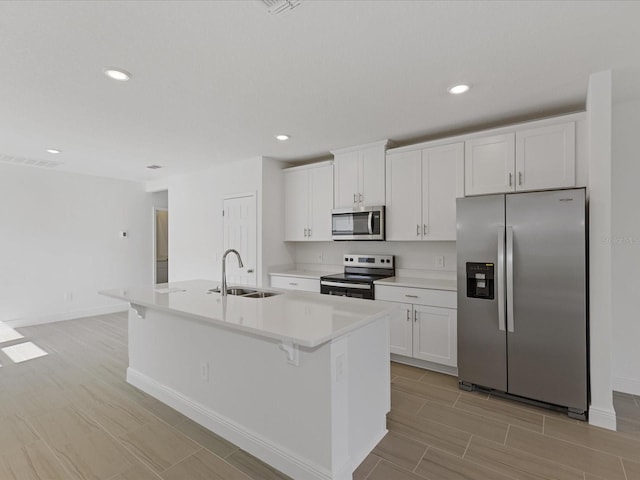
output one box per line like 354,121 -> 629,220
346,314 -> 390,470
127,307 -> 334,479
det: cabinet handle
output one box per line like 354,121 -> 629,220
508,172 -> 513,187
308,228 -> 312,237
247,269 -> 254,273
406,309 -> 411,322
416,224 -> 420,236
423,224 -> 428,235
353,193 -> 357,204
405,294 -> 418,298
518,171 -> 523,186
359,193 -> 363,203
288,282 -> 298,286
414,310 -> 417,322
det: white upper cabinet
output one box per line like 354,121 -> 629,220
385,150 -> 422,241
465,133 -> 516,195
465,120 -> 576,196
284,162 -> 333,241
386,142 -> 462,241
332,140 -> 389,208
515,122 -> 575,191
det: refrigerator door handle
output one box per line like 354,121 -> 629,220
506,225 -> 515,333
497,227 -> 506,332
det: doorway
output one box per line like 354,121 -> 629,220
154,207 -> 169,283
223,193 -> 257,287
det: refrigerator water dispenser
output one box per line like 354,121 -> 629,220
466,263 -> 494,299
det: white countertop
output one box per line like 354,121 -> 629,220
100,280 -> 394,348
268,269 -> 338,280
374,276 -> 457,291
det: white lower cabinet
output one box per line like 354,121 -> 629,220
270,274 -> 319,293
376,285 -> 457,368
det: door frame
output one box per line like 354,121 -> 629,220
223,192 -> 258,286
153,207 -> 168,284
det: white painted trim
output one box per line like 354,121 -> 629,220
349,428 -> 387,474
145,178 -> 170,192
223,191 -> 258,201
387,112 -> 586,154
588,405 -> 617,431
283,160 -> 334,173
613,377 -> 640,396
390,353 -> 458,377
6,303 -> 128,328
331,139 -> 391,155
127,368 -> 334,480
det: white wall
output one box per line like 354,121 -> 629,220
0,163 -> 153,326
586,70 -> 616,430
294,241 -> 456,278
261,158 -> 295,286
612,97 -> 640,395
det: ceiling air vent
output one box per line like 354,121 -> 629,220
146,164 -> 163,170
261,0 -> 302,15
0,153 -> 62,169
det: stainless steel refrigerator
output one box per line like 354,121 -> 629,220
456,188 -> 587,419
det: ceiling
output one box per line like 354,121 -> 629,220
1,0 -> 639,182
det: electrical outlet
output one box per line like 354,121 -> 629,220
335,354 -> 345,382
200,361 -> 209,382
317,252 -> 324,263
435,255 -> 445,268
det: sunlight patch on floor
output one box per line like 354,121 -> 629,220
2,341 -> 48,363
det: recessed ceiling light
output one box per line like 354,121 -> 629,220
275,134 -> 290,141
46,148 -> 61,154
448,84 -> 470,95
103,67 -> 131,81
146,165 -> 163,169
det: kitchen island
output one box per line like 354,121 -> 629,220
100,280 -> 392,480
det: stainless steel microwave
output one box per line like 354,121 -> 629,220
331,206 -> 385,241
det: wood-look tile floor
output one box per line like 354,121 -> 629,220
0,314 -> 638,480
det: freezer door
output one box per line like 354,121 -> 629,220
457,195 -> 507,391
506,188 -> 587,411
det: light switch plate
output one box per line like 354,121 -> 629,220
435,255 -> 445,268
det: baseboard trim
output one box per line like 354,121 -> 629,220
589,405 -> 617,431
127,368 -> 334,480
5,304 -> 128,328
390,354 -> 458,376
613,376 -> 640,396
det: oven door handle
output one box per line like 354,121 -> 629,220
320,281 -> 372,290
368,211 -> 374,235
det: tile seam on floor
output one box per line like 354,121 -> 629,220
620,455 -> 629,480
542,421 -> 640,462
425,444 -> 521,480
362,455 -> 382,480
411,445 -> 430,474
21,416 -> 79,480
157,445 -> 206,475
461,435 -> 472,458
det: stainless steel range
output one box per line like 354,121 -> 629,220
320,254 -> 395,300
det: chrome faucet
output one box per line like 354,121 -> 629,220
221,249 -> 244,296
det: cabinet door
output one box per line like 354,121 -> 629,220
377,300 -> 413,357
360,145 -> 386,206
385,150 -> 422,241
423,142 -> 462,240
333,151 -> 359,208
465,133 -> 515,195
284,169 -> 309,241
309,164 -> 334,241
515,122 -> 575,191
413,305 -> 457,367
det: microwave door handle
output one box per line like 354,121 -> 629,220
368,211 -> 373,234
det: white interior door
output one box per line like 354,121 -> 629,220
223,194 -> 257,287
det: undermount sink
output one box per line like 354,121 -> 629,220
226,288 -> 257,296
242,291 -> 279,298
207,287 -> 281,298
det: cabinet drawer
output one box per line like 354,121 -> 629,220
270,275 -> 320,293
375,285 -> 456,308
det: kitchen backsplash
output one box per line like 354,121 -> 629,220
294,241 -> 457,279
